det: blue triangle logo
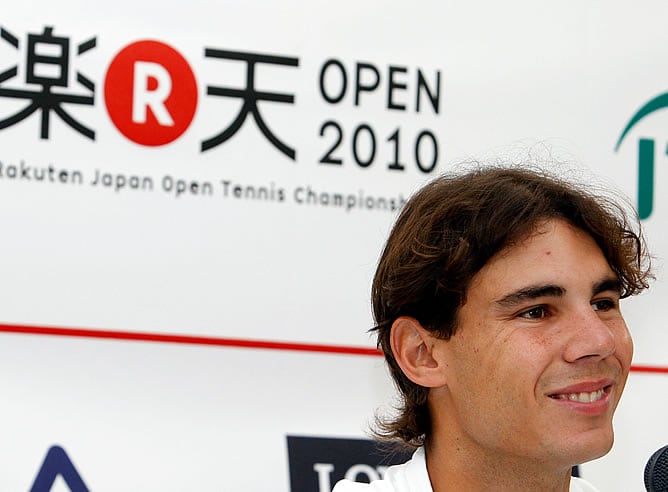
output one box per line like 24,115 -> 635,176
30,446 -> 89,492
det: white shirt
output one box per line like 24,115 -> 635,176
332,448 -> 599,492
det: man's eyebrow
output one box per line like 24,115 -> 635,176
593,278 -> 623,296
495,278 -> 623,307
495,285 -> 565,307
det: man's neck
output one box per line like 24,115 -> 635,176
425,439 -> 573,492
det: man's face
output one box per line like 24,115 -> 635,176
429,219 -> 633,467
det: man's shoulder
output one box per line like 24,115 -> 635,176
331,448 -> 599,492
570,476 -> 600,492
332,479 -> 394,491
332,448 -> 432,492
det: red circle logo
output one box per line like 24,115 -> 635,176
104,40 -> 198,146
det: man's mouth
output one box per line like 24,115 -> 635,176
549,388 -> 606,403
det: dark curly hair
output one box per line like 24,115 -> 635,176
371,166 -> 652,447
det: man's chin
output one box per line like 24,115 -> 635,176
562,429 -> 615,466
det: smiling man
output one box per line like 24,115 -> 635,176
333,167 -> 652,492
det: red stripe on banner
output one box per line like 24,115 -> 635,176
627,364 -> 668,374
0,323 -> 667,373
0,323 -> 381,356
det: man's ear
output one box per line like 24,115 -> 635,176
390,316 -> 447,388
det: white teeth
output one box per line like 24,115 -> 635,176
555,389 -> 605,403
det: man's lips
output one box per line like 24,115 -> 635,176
547,379 -> 614,404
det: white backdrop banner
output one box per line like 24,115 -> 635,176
0,1 -> 667,491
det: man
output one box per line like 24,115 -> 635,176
333,166 -> 652,491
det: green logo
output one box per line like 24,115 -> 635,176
615,92 -> 668,220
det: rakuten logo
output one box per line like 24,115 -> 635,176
0,25 -> 441,172
104,40 -> 198,146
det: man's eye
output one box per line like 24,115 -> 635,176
518,306 -> 548,319
592,299 -> 617,312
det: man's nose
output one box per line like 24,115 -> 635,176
562,307 -> 617,362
